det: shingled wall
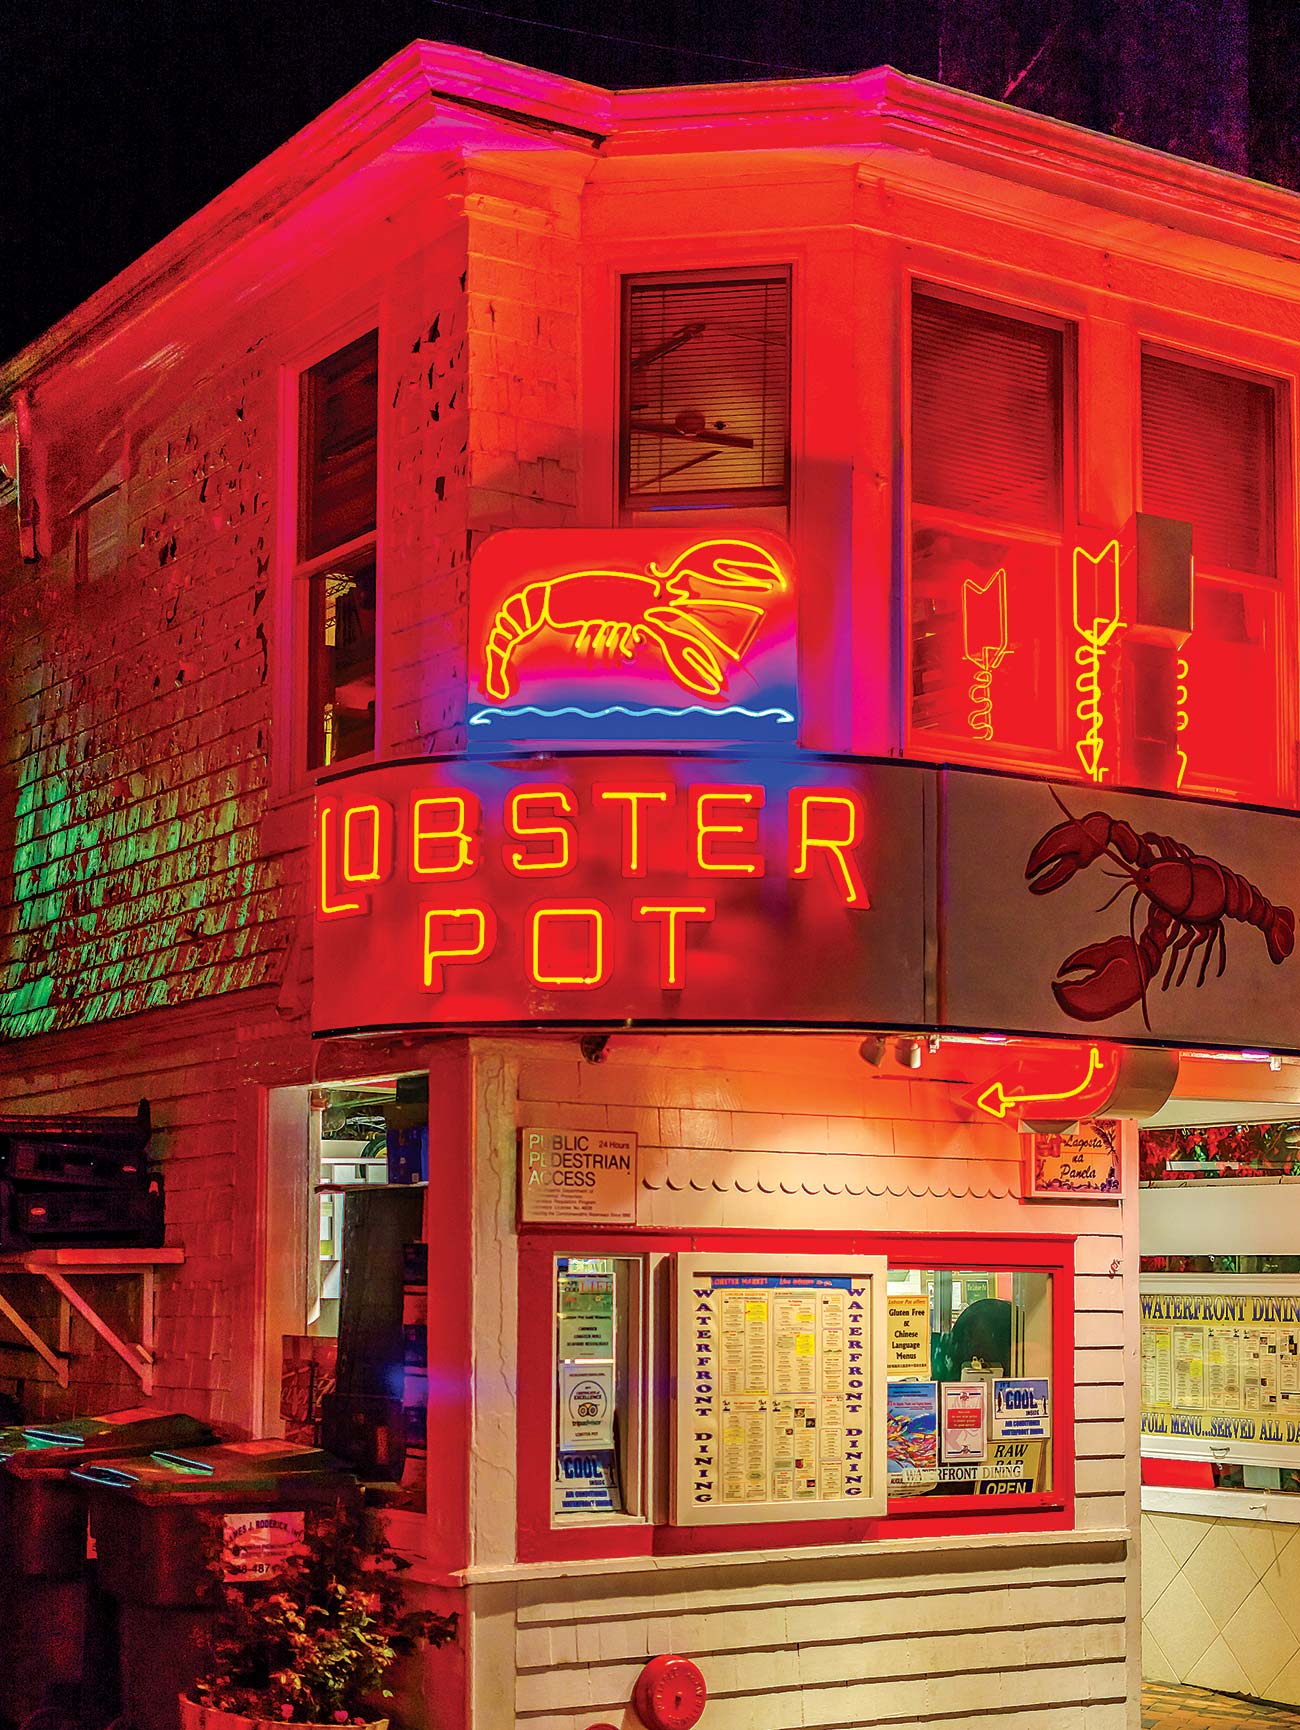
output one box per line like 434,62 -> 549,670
0,165 -> 495,1419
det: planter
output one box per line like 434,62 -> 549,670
181,1696 -> 387,1730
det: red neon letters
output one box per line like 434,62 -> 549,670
318,777 -> 870,994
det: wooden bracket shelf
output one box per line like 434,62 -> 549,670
0,1248 -> 185,1395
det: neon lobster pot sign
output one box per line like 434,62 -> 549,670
311,755 -> 928,1036
466,530 -> 798,749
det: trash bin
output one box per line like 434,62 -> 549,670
77,1439 -> 357,1730
0,1409 -> 219,1724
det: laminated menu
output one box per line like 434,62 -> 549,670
1141,1289 -> 1300,1448
683,1265 -> 874,1518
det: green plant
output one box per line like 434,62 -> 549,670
192,1499 -> 456,1723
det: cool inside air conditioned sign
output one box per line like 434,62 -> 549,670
312,755 -> 927,1032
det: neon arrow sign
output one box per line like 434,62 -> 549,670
1071,541 -> 1124,783
972,1044 -> 1114,1121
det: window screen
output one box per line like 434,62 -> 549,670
912,292 -> 1063,532
621,272 -> 790,508
1142,352 -> 1276,578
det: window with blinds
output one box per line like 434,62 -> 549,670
1141,352 -> 1277,578
911,292 -> 1064,532
620,271 -> 790,509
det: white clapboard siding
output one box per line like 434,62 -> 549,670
504,1038 -> 1137,1730
512,1551 -> 1129,1726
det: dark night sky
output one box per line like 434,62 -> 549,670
1,0 -> 940,363
6,2 -> 1300,365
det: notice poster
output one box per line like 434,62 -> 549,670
675,1257 -> 883,1524
1141,1290 -> 1300,1449
887,1380 -> 939,1483
887,1294 -> 932,1377
557,1264 -> 615,1360
1172,1325 -> 1206,1409
941,1382 -> 988,1463
559,1361 -> 614,1451
991,1378 -> 1051,1440
1205,1329 -> 1242,1411
1141,1325 -> 1173,1408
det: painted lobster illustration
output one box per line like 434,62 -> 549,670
481,537 -> 788,703
1025,789 -> 1295,1028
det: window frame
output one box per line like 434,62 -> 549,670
618,264 -> 793,516
1137,339 -> 1294,805
904,278 -> 1081,778
517,1228 -> 1075,1564
277,313 -> 383,792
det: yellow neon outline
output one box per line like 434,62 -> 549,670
412,794 -> 476,878
961,567 -> 1010,743
422,907 -> 491,989
481,537 -> 790,704
319,804 -> 363,917
506,786 -> 576,874
790,791 -> 870,907
342,803 -> 383,883
598,786 -> 671,876
529,904 -> 609,989
974,1045 -> 1111,1120
633,900 -> 714,988
693,787 -> 763,876
1071,540 -> 1124,783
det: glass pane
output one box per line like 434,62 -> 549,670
1142,352 -> 1276,579
308,556 -> 376,769
912,293 -> 1063,532
622,274 -> 790,506
553,1255 -> 638,1519
911,527 -> 1059,757
1178,578 -> 1280,800
887,1267 -> 1053,1497
300,330 -> 379,561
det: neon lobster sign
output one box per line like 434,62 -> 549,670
467,530 -> 798,749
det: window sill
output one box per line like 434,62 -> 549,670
445,1524 -> 1128,1588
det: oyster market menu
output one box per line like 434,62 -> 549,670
1141,1289 -> 1300,1448
679,1263 -> 881,1523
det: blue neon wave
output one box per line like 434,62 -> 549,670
469,704 -> 796,727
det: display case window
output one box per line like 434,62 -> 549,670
516,1233 -> 1072,1562
886,1266 -> 1055,1499
551,1254 -> 645,1523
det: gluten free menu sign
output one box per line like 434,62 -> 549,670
673,1254 -> 887,1525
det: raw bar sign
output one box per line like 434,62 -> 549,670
312,755 -> 927,1033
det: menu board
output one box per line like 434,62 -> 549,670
673,1254 -> 886,1525
1141,1284 -> 1300,1455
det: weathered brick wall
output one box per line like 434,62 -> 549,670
465,169 -> 582,540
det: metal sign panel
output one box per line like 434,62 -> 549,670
942,771 -> 1300,1050
313,755 -> 928,1034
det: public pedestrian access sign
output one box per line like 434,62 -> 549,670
519,1126 -> 638,1225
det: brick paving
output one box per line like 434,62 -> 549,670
1144,1682 -> 1300,1727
